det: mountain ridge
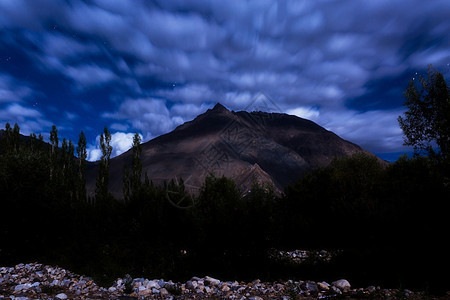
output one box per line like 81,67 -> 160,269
86,103 -> 380,198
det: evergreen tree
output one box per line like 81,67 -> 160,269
2,123 -> 12,153
95,127 -> 112,202
77,131 -> 87,202
123,133 -> 142,202
29,133 -> 37,152
12,123 -> 20,153
50,125 -> 59,155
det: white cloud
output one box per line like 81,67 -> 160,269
87,132 -> 143,161
0,103 -> 52,135
317,108 -> 407,153
102,98 -> 184,141
287,107 -> 320,121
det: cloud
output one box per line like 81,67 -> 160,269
317,108 -> 407,153
0,103 -> 52,135
287,107 -> 320,121
0,73 -> 35,103
63,64 -> 119,90
102,98 -> 184,140
87,132 -> 143,161
1,0 -> 450,156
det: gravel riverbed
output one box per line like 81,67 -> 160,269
1,263 -> 448,299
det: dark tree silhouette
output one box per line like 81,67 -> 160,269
398,66 -> 450,158
95,126 -> 113,203
77,131 -> 87,201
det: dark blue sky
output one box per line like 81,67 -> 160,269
1,0 -> 449,161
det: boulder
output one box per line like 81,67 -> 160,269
332,279 -> 351,291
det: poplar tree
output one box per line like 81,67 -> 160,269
77,131 -> 87,201
123,133 -> 142,202
12,123 -> 20,153
95,127 -> 112,203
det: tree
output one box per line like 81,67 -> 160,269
398,66 -> 450,158
3,123 -> 12,153
50,125 -> 59,155
77,131 -> 87,201
95,127 -> 113,202
12,123 -> 20,153
123,133 -> 143,202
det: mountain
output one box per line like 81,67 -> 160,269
86,103 -> 380,198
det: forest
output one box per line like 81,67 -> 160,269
1,122 -> 449,293
0,68 -> 449,294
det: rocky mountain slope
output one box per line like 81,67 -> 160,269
87,103 -> 379,198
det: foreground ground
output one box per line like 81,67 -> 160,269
1,263 -> 448,299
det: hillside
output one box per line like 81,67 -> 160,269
86,103 -> 378,198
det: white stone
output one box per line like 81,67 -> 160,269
147,280 -> 160,289
55,293 -> 68,299
14,283 -> 31,291
108,287 -> 116,292
332,279 -> 351,291
205,276 -> 220,286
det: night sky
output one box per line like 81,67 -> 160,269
1,1 -> 449,161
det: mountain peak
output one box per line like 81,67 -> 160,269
211,103 -> 228,112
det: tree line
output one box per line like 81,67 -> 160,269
0,66 -> 449,293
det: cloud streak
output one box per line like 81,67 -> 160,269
0,0 -> 449,158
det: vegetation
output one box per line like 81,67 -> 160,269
398,66 -> 450,158
0,70 -> 449,293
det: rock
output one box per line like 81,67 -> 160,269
14,283 -> 32,291
300,281 -> 318,293
151,288 -> 160,294
146,280 -> 160,289
108,287 -> 117,292
55,293 -> 68,299
248,296 -> 263,300
317,281 -> 330,291
331,285 -> 342,294
222,285 -> 231,292
185,280 -> 197,290
332,279 -> 351,291
158,279 -> 166,288
160,288 -> 169,296
205,276 -> 220,286
366,285 -> 376,293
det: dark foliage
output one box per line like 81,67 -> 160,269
398,66 -> 450,158
0,124 -> 449,294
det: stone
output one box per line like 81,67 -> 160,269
366,285 -> 376,293
205,276 -> 220,286
222,285 -> 231,292
331,286 -> 342,294
185,280 -> 197,290
108,287 -> 117,292
146,280 -> 160,289
305,282 -> 318,293
332,279 -> 351,291
14,283 -> 32,291
160,288 -> 169,296
152,288 -> 160,294
55,293 -> 68,299
158,279 -> 166,288
317,281 -> 330,291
